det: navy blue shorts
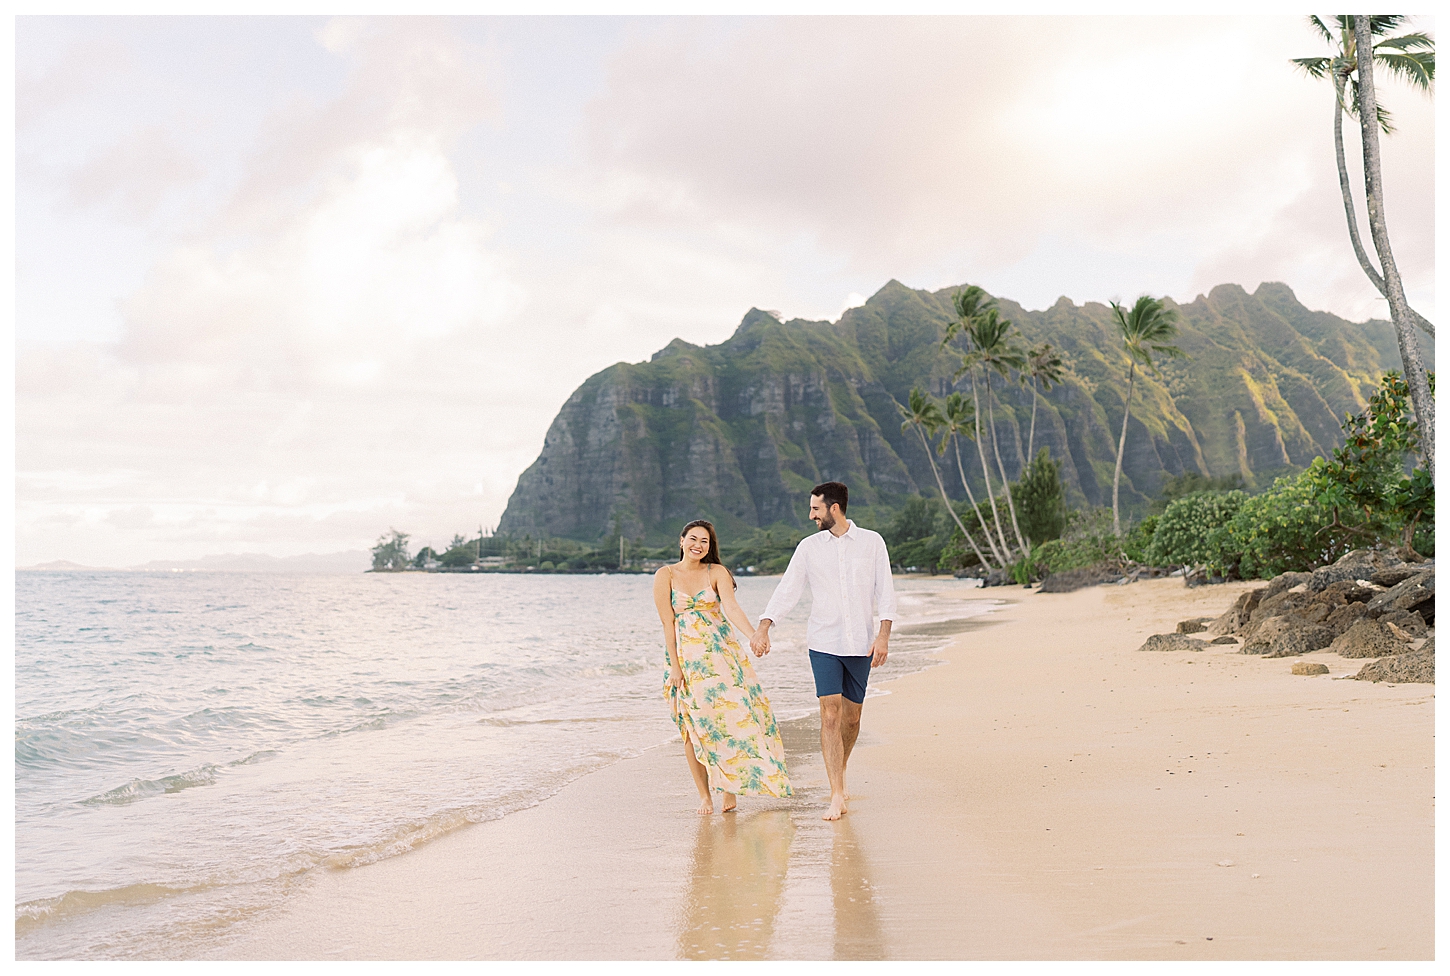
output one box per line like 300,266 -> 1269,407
809,650 -> 871,704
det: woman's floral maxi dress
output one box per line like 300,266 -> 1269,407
666,584 -> 792,797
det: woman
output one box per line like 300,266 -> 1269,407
653,519 -> 792,814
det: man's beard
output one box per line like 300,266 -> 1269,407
815,512 -> 836,532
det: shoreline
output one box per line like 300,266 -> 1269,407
206,578 -> 1431,960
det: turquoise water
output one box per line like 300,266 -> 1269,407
14,570 -> 997,958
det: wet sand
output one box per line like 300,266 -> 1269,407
213,578 -> 1433,959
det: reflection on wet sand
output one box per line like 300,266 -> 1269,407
828,816 -> 886,960
676,710 -> 889,959
677,809 -> 796,959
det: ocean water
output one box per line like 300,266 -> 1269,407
14,570 -> 1000,959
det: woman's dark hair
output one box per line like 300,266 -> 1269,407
680,519 -> 736,588
811,481 -> 849,512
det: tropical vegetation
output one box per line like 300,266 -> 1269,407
1292,14 -> 1435,476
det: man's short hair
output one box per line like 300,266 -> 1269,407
811,481 -> 849,512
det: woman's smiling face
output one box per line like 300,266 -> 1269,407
681,527 -> 711,561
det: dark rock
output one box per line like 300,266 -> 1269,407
1209,588 -> 1264,636
1370,565 -> 1425,588
1210,636 -> 1239,644
1039,563 -> 1121,593
1137,633 -> 1208,653
1242,617 -> 1335,657
1325,601 -> 1371,635
1263,572 -> 1312,600
1328,619 -> 1406,659
1177,617 -> 1213,634
1291,661 -> 1330,676
1377,609 -> 1428,639
1313,580 -> 1377,606
1308,565 -> 1360,591
1243,590 -> 1313,641
1334,548 -> 1405,573
1365,571 -> 1434,625
1353,645 -> 1434,684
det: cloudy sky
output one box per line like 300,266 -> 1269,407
14,12 -> 1437,567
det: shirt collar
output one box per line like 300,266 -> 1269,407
829,519 -> 858,540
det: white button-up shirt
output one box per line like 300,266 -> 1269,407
759,519 -> 898,657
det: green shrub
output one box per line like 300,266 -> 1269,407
1144,490 -> 1247,572
1012,448 -> 1066,547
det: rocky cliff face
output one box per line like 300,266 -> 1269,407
499,280 -> 1427,542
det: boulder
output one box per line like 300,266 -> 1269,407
1353,645 -> 1435,684
1263,572 -> 1312,600
1328,619 -> 1406,659
1209,588 -> 1264,636
1243,590 -> 1313,641
1137,633 -> 1208,653
1308,565 -> 1362,592
1291,661 -> 1330,676
1334,548 -> 1405,573
1364,571 -> 1434,625
1325,601 -> 1371,635
1377,609 -> 1428,639
1313,580 -> 1378,606
1370,565 -> 1425,588
1177,617 -> 1213,634
1210,635 -> 1239,644
1242,617 -> 1335,657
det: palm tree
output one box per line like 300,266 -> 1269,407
939,391 -> 1009,568
943,286 -> 1016,562
1109,296 -> 1185,538
897,388 -> 994,572
961,307 -> 1031,557
1351,15 -> 1435,477
1292,15 -> 1434,337
1023,342 -> 1066,461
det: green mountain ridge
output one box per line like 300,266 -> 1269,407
498,280 -> 1430,543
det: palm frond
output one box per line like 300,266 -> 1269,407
1375,32 -> 1434,53
1375,49 -> 1435,91
1363,14 -> 1411,38
1307,14 -> 1334,44
1292,55 -> 1331,79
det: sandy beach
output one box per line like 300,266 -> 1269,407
212,577 -> 1433,960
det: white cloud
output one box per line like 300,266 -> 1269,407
14,15 -> 1436,566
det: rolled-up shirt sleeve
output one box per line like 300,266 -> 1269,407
760,547 -> 806,624
874,533 -> 898,622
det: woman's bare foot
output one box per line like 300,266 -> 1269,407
822,794 -> 847,821
696,796 -> 714,815
722,793 -> 737,813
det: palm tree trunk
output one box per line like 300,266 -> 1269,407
1026,376 -> 1040,460
985,371 -> 1031,556
1112,363 -> 1137,537
1353,15 -> 1435,475
912,424 -> 993,571
952,436 -> 1008,567
1333,71 -> 1435,337
969,368 -> 1014,561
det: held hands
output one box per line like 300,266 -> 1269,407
870,635 -> 889,668
749,623 -> 771,658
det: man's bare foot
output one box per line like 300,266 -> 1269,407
696,796 -> 714,815
822,794 -> 847,821
722,794 -> 737,813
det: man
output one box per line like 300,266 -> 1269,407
750,481 -> 897,821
